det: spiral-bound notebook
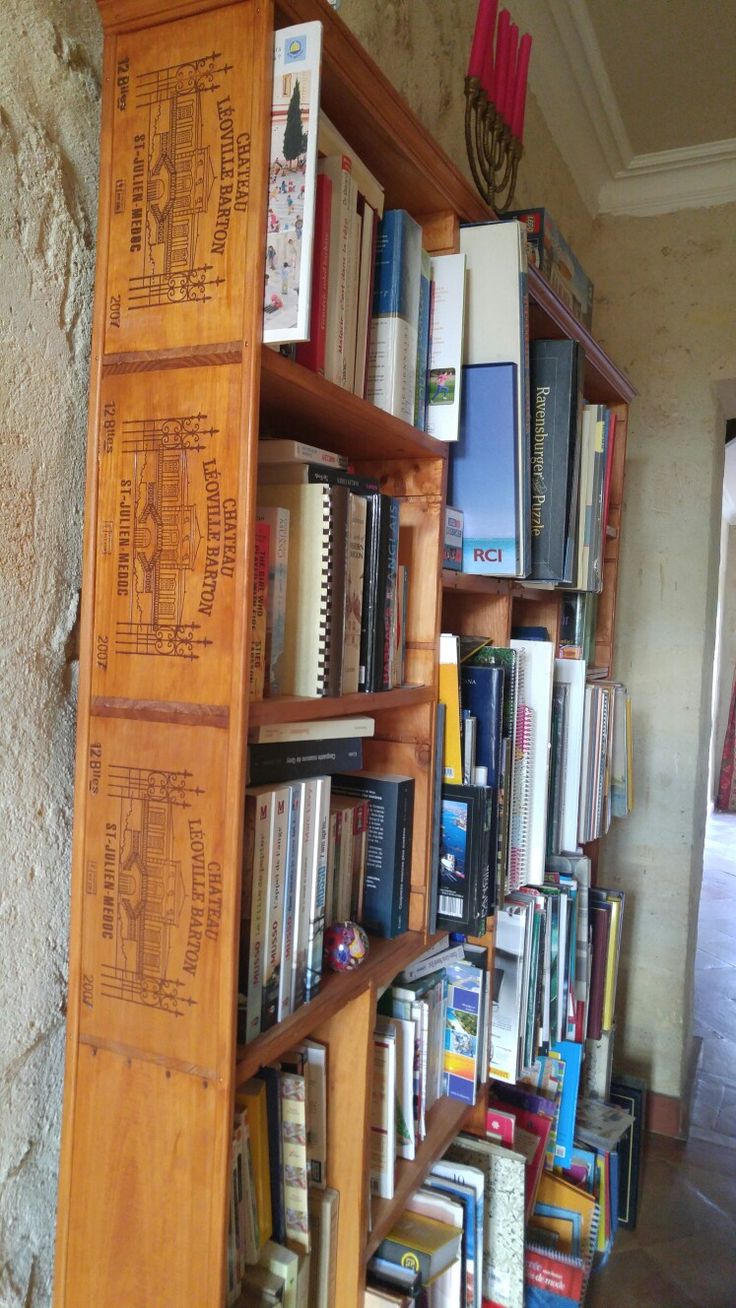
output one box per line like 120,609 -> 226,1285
257,483 -> 348,696
510,637 -> 555,885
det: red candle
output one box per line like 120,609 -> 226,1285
511,33 -> 532,140
504,22 -> 519,127
480,3 -> 499,96
468,0 -> 499,80
494,10 -> 511,117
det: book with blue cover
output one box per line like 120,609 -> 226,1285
443,959 -> 484,1105
451,361 -> 524,576
366,209 -> 423,424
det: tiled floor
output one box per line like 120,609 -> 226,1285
586,811 -> 736,1307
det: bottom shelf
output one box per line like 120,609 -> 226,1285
365,1095 -> 471,1259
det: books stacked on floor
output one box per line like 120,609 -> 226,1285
255,438 -> 409,699
239,763 -> 416,1044
227,1044 -> 338,1307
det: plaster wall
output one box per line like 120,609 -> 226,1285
0,1 -> 100,1302
579,208 -> 735,1100
712,523 -> 736,803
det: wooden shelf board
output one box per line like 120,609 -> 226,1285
235,930 -> 435,1085
249,684 -> 434,726
442,571 -> 560,605
364,1096 -> 471,1259
528,267 -> 636,407
260,349 -> 449,465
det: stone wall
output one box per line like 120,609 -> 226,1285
0,2 -> 100,1302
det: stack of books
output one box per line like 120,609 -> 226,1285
253,438 -> 409,699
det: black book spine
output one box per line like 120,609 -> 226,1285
331,774 -> 414,938
246,738 -> 363,785
529,339 -> 576,581
307,464 -> 381,494
359,493 -> 382,692
380,498 -> 401,691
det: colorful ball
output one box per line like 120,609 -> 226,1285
323,921 -> 369,972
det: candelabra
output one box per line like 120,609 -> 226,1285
464,75 -> 522,214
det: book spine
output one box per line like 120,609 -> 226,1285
280,1072 -> 310,1251
305,777 -> 330,1001
320,154 -> 353,387
413,247 -> 432,429
249,521 -> 270,700
366,210 -> 423,424
256,506 -> 289,698
244,792 -> 274,1043
295,171 -> 331,375
246,737 -> 363,786
358,493 -> 382,692
379,497 -> 400,691
261,786 -> 291,1031
316,489 -> 334,697
292,778 -> 316,1010
256,1066 -> 285,1247
277,783 -> 302,1023
306,465 -> 380,493
341,494 -> 367,695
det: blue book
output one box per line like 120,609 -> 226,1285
460,664 -> 504,786
443,960 -> 483,1104
366,209 -> 423,425
450,361 -> 523,576
551,1039 -> 583,1170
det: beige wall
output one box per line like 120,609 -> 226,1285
1,0 -> 732,1298
712,522 -> 736,802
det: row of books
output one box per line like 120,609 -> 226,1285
370,943 -> 492,1204
489,855 -> 624,1086
239,764 -> 416,1042
440,630 -> 634,896
252,438 -> 408,699
228,1048 -> 337,1307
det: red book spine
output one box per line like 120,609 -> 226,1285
295,172 -> 332,375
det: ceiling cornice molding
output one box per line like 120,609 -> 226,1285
511,0 -> 736,216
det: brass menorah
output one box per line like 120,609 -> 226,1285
464,74 -> 523,214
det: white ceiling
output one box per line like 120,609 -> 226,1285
510,0 -> 736,216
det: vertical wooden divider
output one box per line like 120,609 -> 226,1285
55,3 -> 273,1305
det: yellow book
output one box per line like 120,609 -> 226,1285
602,894 -> 623,1031
535,1170 -> 597,1256
439,634 -> 463,783
596,1154 -> 607,1253
237,1079 -> 272,1249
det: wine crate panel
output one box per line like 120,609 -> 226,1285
60,1044 -> 227,1308
92,365 -> 246,703
103,1 -> 265,354
77,715 -> 234,1072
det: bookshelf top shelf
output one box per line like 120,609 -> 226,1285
528,267 -> 636,407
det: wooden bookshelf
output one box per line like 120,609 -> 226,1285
54,0 -> 636,1304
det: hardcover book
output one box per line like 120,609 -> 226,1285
427,253 -> 466,442
451,362 -> 523,576
459,218 -> 531,575
366,209 -> 423,425
263,22 -> 322,344
249,520 -> 270,701
528,339 -> 584,583
255,507 -> 289,698
332,772 -> 414,938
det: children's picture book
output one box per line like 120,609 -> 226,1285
264,22 -> 323,342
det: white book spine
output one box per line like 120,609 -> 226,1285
245,791 -> 275,1043
256,506 -> 290,698
291,778 -> 315,1010
261,785 -> 291,1031
427,252 -> 466,442
277,783 -> 302,1023
305,776 -> 331,1001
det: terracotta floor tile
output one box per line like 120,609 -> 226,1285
586,1246 -> 702,1308
646,1231 -> 736,1307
